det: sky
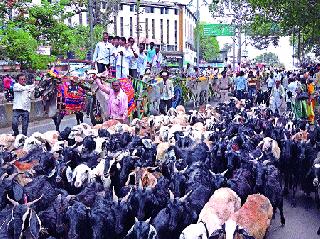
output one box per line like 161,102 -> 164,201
154,0 -> 294,68
196,2 -> 294,68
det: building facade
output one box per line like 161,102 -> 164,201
64,0 -> 197,66
27,0 -> 197,66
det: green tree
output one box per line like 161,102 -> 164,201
71,24 -> 104,60
255,52 -> 282,67
194,23 -> 220,61
0,24 -> 54,69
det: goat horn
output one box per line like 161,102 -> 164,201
179,165 -> 188,174
7,194 -> 19,207
26,194 -> 43,207
112,186 -> 118,203
221,169 -> 228,176
0,173 -> 8,181
179,190 -> 192,203
169,190 -> 174,201
209,170 -> 216,176
121,188 -> 132,203
145,217 -> 151,224
135,217 -> 139,223
173,163 -> 178,174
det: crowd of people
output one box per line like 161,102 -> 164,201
92,32 -> 163,78
1,31 -> 320,136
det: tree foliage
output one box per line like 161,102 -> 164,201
195,23 -> 220,61
255,52 -> 282,67
0,24 -> 54,69
209,0 -> 320,59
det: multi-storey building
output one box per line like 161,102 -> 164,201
65,0 -> 197,66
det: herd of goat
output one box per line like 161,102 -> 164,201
0,99 -> 320,239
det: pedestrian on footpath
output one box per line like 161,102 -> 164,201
12,74 -> 34,136
95,77 -> 128,123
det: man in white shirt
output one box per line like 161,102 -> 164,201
151,47 -> 163,76
12,74 -> 34,136
114,37 -> 134,79
137,45 -> 147,79
128,37 -> 139,79
93,32 -> 113,73
159,70 -> 174,114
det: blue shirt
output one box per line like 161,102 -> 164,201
234,76 -> 247,91
147,48 -> 156,63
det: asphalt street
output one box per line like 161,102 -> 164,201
0,115 -> 319,239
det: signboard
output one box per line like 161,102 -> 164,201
36,46 -> 51,56
69,63 -> 92,77
203,24 -> 235,37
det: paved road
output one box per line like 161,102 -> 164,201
0,115 -> 319,239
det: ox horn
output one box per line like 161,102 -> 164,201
26,194 -> 43,207
179,190 -> 193,203
7,194 -> 19,207
169,190 -> 175,201
112,186 -> 118,203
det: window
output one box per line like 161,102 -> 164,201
145,6 -> 151,13
114,16 -> 117,35
68,17 -> 72,26
145,18 -> 149,38
165,8 -> 169,14
151,7 -> 155,13
174,20 -> 178,45
160,8 -> 164,14
130,5 -> 134,12
101,1 -> 106,9
160,19 -> 163,43
120,17 -> 124,36
152,19 -> 155,39
174,9 -> 178,15
130,17 -> 133,36
119,4 -> 123,10
167,20 -> 169,44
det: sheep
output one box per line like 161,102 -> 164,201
180,188 -> 241,238
223,194 -> 273,239
156,142 -> 174,164
0,134 -> 16,149
258,137 -> 281,160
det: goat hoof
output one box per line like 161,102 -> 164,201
317,229 -> 320,235
281,218 -> 286,226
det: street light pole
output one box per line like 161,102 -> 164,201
136,0 -> 140,45
196,0 -> 200,67
88,0 -> 94,60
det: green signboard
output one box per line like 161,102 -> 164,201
203,24 -> 235,37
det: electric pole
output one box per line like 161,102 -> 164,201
136,0 -> 140,45
88,0 -> 94,60
196,0 -> 200,67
